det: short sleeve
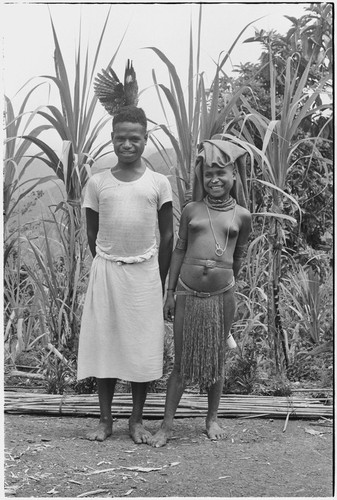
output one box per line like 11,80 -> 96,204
82,176 -> 99,212
157,175 -> 172,210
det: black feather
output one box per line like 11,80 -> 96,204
94,60 -> 138,115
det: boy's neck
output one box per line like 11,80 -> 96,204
112,158 -> 146,182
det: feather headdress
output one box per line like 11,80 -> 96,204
94,59 -> 138,116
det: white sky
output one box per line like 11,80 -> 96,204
2,1 -> 310,153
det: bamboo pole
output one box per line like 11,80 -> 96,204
4,391 -> 332,419
10,371 -> 45,380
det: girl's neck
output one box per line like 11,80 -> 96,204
203,194 -> 236,211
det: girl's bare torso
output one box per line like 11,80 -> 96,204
180,202 -> 240,292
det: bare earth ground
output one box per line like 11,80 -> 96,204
4,413 -> 333,498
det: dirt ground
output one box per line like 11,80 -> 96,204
4,412 -> 333,499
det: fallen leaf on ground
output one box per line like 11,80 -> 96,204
47,487 -> 59,494
121,466 -> 162,473
87,467 -> 116,475
77,489 -> 109,497
4,485 -> 21,496
305,428 -> 322,436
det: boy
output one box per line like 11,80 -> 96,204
150,138 -> 251,447
77,106 -> 173,443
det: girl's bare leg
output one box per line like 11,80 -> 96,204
150,365 -> 186,447
150,296 -> 186,447
206,374 -> 227,440
206,288 -> 236,440
86,378 -> 117,441
129,382 -> 152,444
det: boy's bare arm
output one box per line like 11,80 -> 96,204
86,208 -> 99,258
166,205 -> 190,292
166,248 -> 186,291
158,202 -> 174,292
163,247 -> 186,321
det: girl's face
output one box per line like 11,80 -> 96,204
203,164 -> 236,199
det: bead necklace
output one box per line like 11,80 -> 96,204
203,194 -> 236,212
204,201 -> 237,257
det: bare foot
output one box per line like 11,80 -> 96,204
149,426 -> 172,448
86,421 -> 112,441
206,419 -> 226,440
129,418 -> 152,444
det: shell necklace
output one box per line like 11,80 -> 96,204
204,200 -> 237,257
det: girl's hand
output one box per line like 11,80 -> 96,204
164,293 -> 175,322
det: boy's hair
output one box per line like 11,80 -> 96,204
112,106 -> 147,131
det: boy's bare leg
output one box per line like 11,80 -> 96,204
86,378 -> 117,441
129,382 -> 152,444
206,373 -> 226,440
150,295 -> 186,447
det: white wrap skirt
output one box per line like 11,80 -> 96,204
77,253 -> 164,382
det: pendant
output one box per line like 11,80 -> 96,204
215,245 -> 224,257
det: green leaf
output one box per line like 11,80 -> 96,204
252,211 -> 297,225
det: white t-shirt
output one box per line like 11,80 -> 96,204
83,167 -> 172,257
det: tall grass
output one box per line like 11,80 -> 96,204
147,6 -> 261,211
4,231 -> 48,367
3,95 -> 56,239
233,56 -> 332,371
281,264 -> 332,346
25,212 -> 89,352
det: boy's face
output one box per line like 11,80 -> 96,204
203,163 -> 236,199
111,122 -> 147,164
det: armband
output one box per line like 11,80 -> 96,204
233,244 -> 248,260
176,237 -> 187,251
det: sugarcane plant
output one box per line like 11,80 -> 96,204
146,5 -> 262,212
235,54 -> 332,372
3,93 -> 60,367
3,94 -> 56,242
281,262 -> 332,349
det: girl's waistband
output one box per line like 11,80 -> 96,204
175,276 -> 235,298
183,257 -> 232,269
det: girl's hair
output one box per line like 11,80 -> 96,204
112,106 -> 147,130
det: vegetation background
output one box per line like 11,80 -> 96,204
3,3 -> 333,397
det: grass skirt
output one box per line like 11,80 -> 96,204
181,293 -> 228,390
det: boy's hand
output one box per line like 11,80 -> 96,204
164,293 -> 175,322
